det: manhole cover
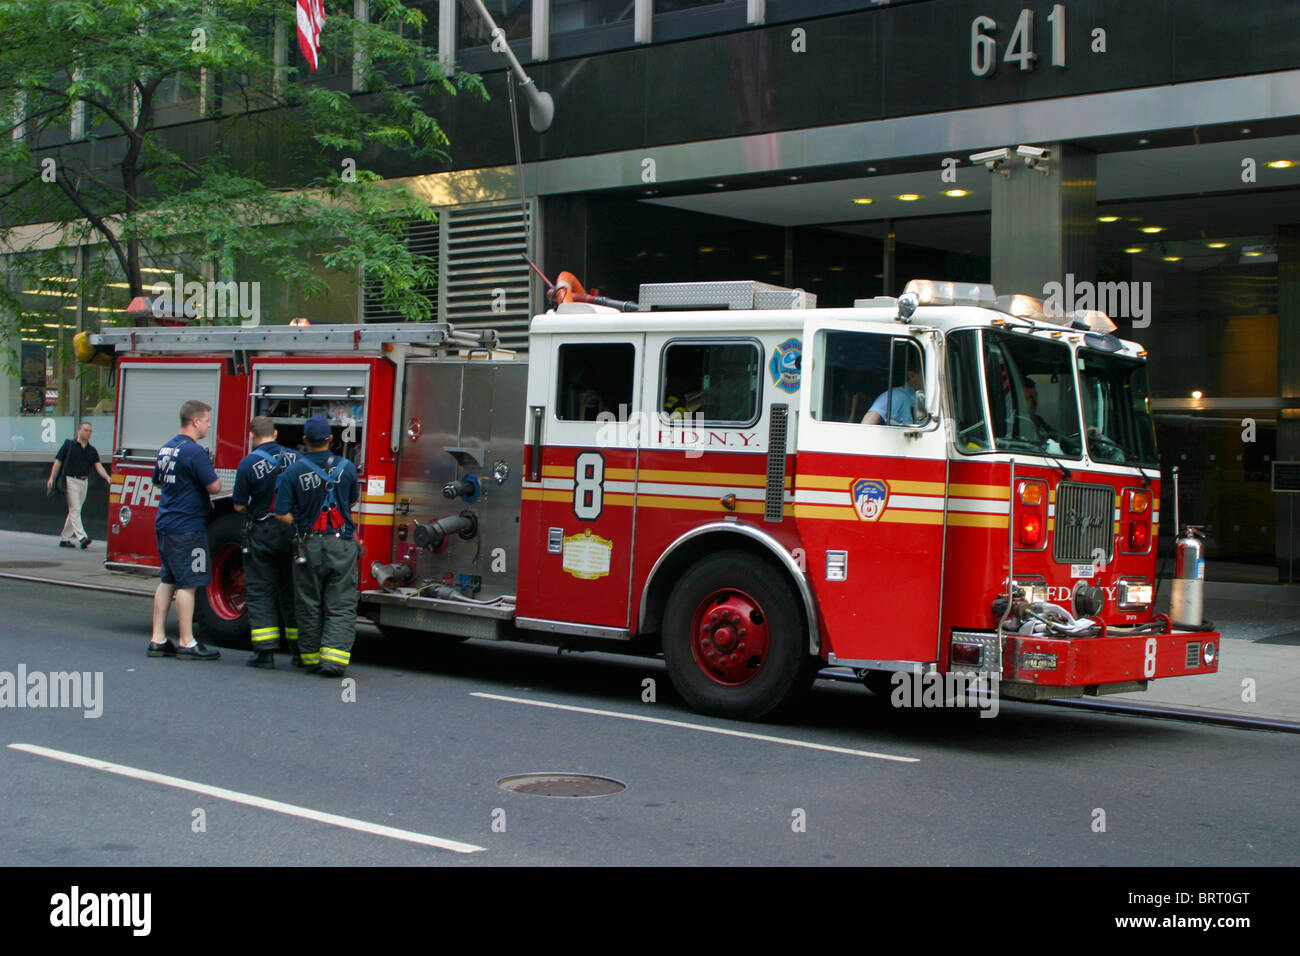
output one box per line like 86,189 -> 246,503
0,561 -> 59,570
497,773 -> 626,798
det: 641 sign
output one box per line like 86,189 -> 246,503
971,4 -> 1068,77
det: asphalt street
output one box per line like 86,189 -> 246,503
1,580 -> 1296,866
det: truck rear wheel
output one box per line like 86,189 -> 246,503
194,513 -> 251,649
662,551 -> 814,721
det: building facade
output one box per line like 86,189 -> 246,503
4,0 -> 1299,581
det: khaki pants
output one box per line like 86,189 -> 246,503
60,476 -> 88,543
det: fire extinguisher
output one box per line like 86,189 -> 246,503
1170,525 -> 1206,629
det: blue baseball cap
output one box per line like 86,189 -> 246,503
303,416 -> 331,441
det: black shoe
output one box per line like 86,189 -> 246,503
311,664 -> 344,678
147,639 -> 177,658
79,536 -> 92,550
176,641 -> 221,661
59,540 -> 75,549
291,652 -> 305,668
246,650 -> 276,669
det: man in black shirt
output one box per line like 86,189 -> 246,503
47,422 -> 110,549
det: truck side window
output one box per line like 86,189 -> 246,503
556,343 -> 636,421
812,331 -> 924,425
660,341 -> 761,425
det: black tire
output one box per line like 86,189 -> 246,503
662,550 -> 815,721
193,513 -> 251,649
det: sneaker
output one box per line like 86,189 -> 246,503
246,650 -> 275,669
147,639 -> 177,658
176,641 -> 221,661
59,540 -> 75,549
79,536 -> 92,550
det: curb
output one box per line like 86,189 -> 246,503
1047,697 -> 1300,734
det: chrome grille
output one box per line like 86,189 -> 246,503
1185,642 -> 1201,668
765,404 -> 788,523
1053,482 -> 1114,563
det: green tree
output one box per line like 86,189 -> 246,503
0,0 -> 482,344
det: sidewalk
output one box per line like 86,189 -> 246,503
1,529 -> 1297,726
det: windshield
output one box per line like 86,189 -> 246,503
1079,350 -> 1159,467
947,328 -> 1083,459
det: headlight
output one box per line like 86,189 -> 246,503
1117,578 -> 1153,609
1203,641 -> 1216,665
118,505 -> 132,527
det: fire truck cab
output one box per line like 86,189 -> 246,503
89,277 -> 1221,721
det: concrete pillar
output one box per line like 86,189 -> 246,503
989,142 -> 1096,299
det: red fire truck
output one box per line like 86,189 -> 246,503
82,277 -> 1220,719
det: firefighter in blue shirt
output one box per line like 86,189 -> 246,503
148,399 -> 222,660
233,416 -> 298,669
274,416 -> 360,678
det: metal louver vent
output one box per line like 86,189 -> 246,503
362,218 -> 439,323
442,201 -> 535,352
765,404 -> 788,523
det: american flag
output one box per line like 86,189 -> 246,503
297,0 -> 326,72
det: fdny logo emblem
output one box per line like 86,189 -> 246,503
850,479 -> 888,521
769,337 -> 801,393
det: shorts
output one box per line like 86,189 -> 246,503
157,531 -> 211,588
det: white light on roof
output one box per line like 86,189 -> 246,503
1067,310 -> 1119,334
903,279 -> 997,308
995,294 -> 1047,320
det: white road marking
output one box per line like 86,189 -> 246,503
470,693 -> 919,763
8,743 -> 485,854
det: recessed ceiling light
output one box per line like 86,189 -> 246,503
896,193 -> 921,201
851,198 -> 874,205
829,265 -> 845,272
698,246 -> 715,253
1206,242 -> 1228,249
943,189 -> 971,198
1240,128 -> 1252,135
710,182 -> 726,188
1244,250 -> 1264,257
1266,160 -> 1296,169
1163,255 -> 1182,262
754,253 -> 770,260
786,175 -> 801,182
1140,226 -> 1165,234
866,166 -> 877,173
1137,138 -> 1150,145
1191,390 -> 1204,399
642,189 -> 658,196
1097,216 -> 1121,223
1124,247 -> 1144,254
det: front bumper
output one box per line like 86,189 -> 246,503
1002,627 -> 1220,689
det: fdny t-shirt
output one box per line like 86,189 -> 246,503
232,441 -> 296,520
154,435 -> 218,535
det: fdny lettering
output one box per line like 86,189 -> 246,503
1045,585 -> 1117,603
297,472 -> 323,492
655,430 -> 758,448
251,453 -> 293,480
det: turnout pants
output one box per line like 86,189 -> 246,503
60,476 -> 88,543
292,535 -> 359,670
244,519 -> 298,651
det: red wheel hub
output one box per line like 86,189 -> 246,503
690,588 -> 770,686
207,542 -> 246,621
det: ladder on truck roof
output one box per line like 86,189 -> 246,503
88,321 -> 498,354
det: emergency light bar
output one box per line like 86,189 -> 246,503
994,293 -> 1047,320
1066,309 -> 1119,334
902,279 -> 997,308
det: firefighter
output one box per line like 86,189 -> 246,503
273,416 -> 360,678
232,416 -> 298,669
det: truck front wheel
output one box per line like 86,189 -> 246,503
662,551 -> 814,721
193,513 -> 251,649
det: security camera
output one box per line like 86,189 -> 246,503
970,147 -> 1012,165
1016,145 -> 1052,160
